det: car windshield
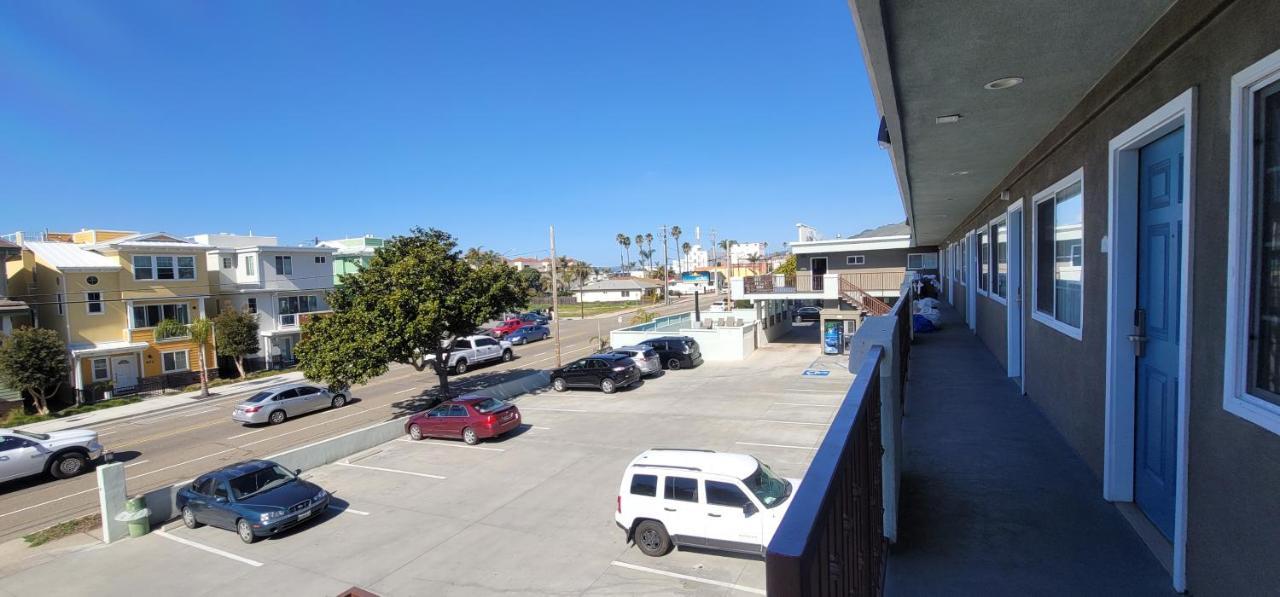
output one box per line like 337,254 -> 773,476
742,460 -> 792,508
228,464 -> 296,500
471,398 -> 506,414
244,391 -> 274,403
12,429 -> 50,441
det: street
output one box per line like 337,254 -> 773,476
0,295 -> 713,542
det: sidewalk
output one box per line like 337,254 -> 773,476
16,371 -> 306,434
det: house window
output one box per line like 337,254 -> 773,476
86,292 -> 103,314
314,256 -> 326,264
91,358 -> 109,381
56,293 -> 63,315
133,256 -> 154,280
244,256 -> 256,276
1225,51 -> 1280,434
278,295 -> 319,315
275,256 -> 292,275
86,275 -> 98,286
132,303 -> 190,328
846,255 -> 865,266
906,253 -> 936,271
992,218 -> 1008,300
134,255 -> 195,280
161,350 -> 189,373
1033,170 -> 1084,337
976,229 -> 990,293
247,298 -> 257,314
222,257 -> 233,269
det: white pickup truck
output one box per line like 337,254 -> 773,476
0,428 -> 107,481
426,335 -> 514,374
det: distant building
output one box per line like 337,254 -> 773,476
576,278 -> 661,303
318,236 -> 384,285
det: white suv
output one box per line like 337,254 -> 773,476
614,449 -> 799,557
425,335 -> 514,374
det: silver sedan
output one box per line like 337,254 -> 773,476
232,383 -> 348,425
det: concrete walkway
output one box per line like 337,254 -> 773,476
886,307 -> 1174,596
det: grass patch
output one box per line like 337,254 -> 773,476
534,301 -> 649,319
180,366 -> 298,393
23,513 -> 101,547
0,397 -> 143,427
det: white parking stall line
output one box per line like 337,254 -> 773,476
327,505 -> 371,516
517,407 -> 587,413
775,403 -> 838,408
531,426 -> 552,430
336,461 -> 446,480
395,439 -> 504,452
393,388 -> 418,395
736,441 -> 815,451
609,561 -> 765,595
760,419 -> 828,426
154,529 -> 264,567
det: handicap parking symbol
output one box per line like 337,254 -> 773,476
801,369 -> 830,377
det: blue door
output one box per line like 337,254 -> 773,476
1134,128 -> 1182,540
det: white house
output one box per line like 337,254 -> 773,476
577,278 -> 661,303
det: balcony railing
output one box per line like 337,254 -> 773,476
743,273 -> 825,294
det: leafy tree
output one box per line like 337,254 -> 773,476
681,242 -> 692,273
644,233 -> 654,269
297,228 -> 528,397
188,318 -> 213,396
773,254 -> 797,275
615,233 -> 627,271
154,318 -> 188,342
214,309 -> 261,378
0,327 -> 68,414
517,267 -> 544,296
464,247 -> 505,267
629,308 -> 655,325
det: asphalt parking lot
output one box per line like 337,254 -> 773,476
2,329 -> 853,597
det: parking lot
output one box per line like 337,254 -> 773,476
2,332 -> 853,596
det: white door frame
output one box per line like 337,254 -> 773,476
1006,199 -> 1025,389
966,231 -> 977,330
1103,88 -> 1194,593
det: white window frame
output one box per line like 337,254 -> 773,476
222,256 -> 233,269
906,252 -> 935,271
133,255 -> 196,281
161,349 -> 189,373
275,255 -> 293,275
846,255 -> 865,266
243,256 -> 256,277
133,255 -> 154,280
91,357 -> 110,381
975,227 -> 990,296
1225,49 -> 1280,436
989,215 -> 1008,305
131,303 -> 191,329
86,291 -> 104,315
1031,168 -> 1085,340
314,256 -> 326,264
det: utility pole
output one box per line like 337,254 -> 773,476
550,225 -> 562,368
709,229 -> 718,291
660,225 -> 670,305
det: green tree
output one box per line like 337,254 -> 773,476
297,228 -> 528,398
773,254 -> 797,275
615,233 -> 627,271
464,247 -> 505,267
644,233 -> 654,270
670,226 -> 682,270
0,327 -> 68,414
214,309 -> 260,378
517,267 -> 544,297
188,318 -> 213,397
681,242 -> 692,273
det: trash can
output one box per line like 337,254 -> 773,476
118,497 -> 151,538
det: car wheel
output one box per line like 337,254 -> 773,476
634,520 -> 671,557
462,427 -> 479,445
182,506 -> 202,529
237,519 -> 257,544
601,379 -> 616,394
50,452 -> 88,479
409,424 -> 424,441
455,359 -> 468,374
501,349 -> 513,362
331,394 -> 346,409
269,410 -> 286,425
667,358 -> 682,371
553,377 -> 568,392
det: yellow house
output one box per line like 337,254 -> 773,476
5,231 -> 217,401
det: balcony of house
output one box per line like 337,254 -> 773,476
765,296 -> 1172,596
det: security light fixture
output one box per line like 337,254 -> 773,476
935,114 -> 962,124
984,76 -> 1024,90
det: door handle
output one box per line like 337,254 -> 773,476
707,513 -> 722,518
0,456 -> 8,461
1129,308 -> 1148,358
663,507 -> 676,512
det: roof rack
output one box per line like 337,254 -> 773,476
633,464 -> 702,472
649,448 -> 715,452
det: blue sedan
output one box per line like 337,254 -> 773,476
506,324 -> 550,344
177,459 -> 330,543
519,312 -> 549,325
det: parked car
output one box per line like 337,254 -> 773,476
491,318 -> 528,338
636,336 -> 703,370
518,312 -> 549,325
609,346 -> 662,376
615,449 -> 799,557
232,382 -> 349,426
796,306 -> 821,322
506,324 -> 550,345
550,353 -> 642,394
404,396 -> 522,445
0,428 -> 107,482
177,459 -> 330,544
426,335 -> 514,374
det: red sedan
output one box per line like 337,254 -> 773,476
491,318 -> 528,338
404,397 -> 522,445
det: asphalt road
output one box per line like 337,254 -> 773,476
0,295 -> 715,542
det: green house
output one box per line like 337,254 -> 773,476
318,235 -> 384,285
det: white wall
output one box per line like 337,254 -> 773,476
580,288 -> 650,303
259,249 -> 334,291
610,322 -> 756,361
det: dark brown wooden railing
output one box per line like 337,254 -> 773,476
839,275 -> 892,316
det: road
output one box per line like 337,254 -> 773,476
0,295 -> 715,542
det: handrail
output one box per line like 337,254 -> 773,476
839,274 -> 892,315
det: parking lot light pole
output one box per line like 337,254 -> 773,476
661,225 -> 670,305
550,225 -> 561,368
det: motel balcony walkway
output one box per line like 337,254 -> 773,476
886,306 -> 1174,596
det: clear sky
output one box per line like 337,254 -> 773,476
1,1 -> 903,267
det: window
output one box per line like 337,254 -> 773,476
475,338 -> 498,347
448,405 -> 467,417
314,256 -> 326,264
278,295 -> 319,315
976,228 -> 990,293
133,255 -> 194,280
56,293 -> 63,315
247,298 -> 257,314
86,292 -> 103,314
1033,170 -> 1084,336
454,339 -> 472,350
275,255 -> 292,275
177,256 -> 195,279
705,481 -> 751,508
959,240 -> 967,283
846,255 -> 865,266
132,303 -> 190,328
244,256 -> 256,277
630,474 -> 658,497
222,257 -> 233,269
212,481 -> 229,501
86,275 -> 98,285
91,358 -> 109,381
992,218 -> 1008,301
1226,51 -> 1280,434
161,350 -> 189,372
907,252 -> 937,271
664,476 -> 698,503
133,256 -> 154,280
193,476 -> 215,496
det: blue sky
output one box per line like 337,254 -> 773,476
1,1 -> 902,266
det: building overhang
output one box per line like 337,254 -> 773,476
69,341 -> 150,358
790,236 -> 912,254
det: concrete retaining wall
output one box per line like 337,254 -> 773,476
610,323 -> 756,361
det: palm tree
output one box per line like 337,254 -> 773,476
615,233 -> 627,272
719,239 -> 736,275
746,253 -> 762,275
634,234 -> 644,268
681,242 -> 692,274
670,226 -> 682,272
622,236 -> 632,270
644,233 -> 654,270
188,318 -> 214,397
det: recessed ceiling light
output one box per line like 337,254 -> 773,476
935,114 -> 962,124
950,170 -> 970,176
984,76 -> 1024,90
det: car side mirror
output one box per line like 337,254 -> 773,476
295,468 -> 303,476
743,502 -> 758,517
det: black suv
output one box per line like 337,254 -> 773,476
637,336 -> 703,370
550,353 -> 642,394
